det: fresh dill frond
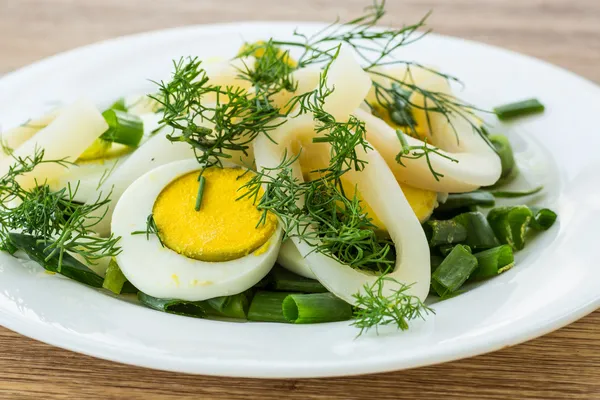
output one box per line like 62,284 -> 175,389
131,213 -> 164,247
239,150 -> 394,273
235,39 -> 298,96
96,159 -> 119,190
152,56 -> 289,208
266,1 -> 491,178
0,136 -> 13,156
395,131 -> 459,181
352,274 -> 434,336
0,148 -> 122,268
153,57 -> 286,169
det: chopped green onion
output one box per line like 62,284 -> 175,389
138,292 -> 208,318
494,98 -> 545,120
8,233 -> 103,288
282,293 -> 352,323
137,291 -> 250,319
431,244 -> 478,297
453,212 -> 500,250
491,186 -> 543,198
487,206 -> 533,250
432,205 -> 477,221
530,207 -> 557,231
437,191 -> 495,212
102,258 -> 128,294
489,135 -> 516,180
253,274 -> 273,289
205,291 -> 251,319
108,98 -> 127,112
470,245 -> 514,280
438,243 -> 471,257
424,219 -> 467,247
430,255 -> 444,271
121,281 -> 139,294
247,291 -> 291,323
195,175 -> 206,211
269,266 -> 327,293
101,109 -> 144,147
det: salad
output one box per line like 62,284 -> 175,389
0,2 -> 556,334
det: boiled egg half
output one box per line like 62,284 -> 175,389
112,159 -> 283,301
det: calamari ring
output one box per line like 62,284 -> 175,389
360,66 -> 502,192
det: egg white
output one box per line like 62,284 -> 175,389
112,159 -> 283,301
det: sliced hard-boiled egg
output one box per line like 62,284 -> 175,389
112,159 -> 283,301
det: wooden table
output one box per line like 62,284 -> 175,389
1,0 -> 599,398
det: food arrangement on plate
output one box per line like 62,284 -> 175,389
0,2 -> 557,334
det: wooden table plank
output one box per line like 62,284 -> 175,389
1,0 -> 599,399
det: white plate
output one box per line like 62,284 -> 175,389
0,22 -> 599,378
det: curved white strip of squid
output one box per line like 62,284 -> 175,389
363,66 -> 501,192
0,99 -> 108,191
254,47 -> 430,303
0,107 -> 62,160
277,239 -> 317,279
356,107 -> 500,193
254,115 -> 431,303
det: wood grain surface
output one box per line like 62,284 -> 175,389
1,0 -> 599,399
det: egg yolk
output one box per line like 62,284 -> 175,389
152,167 -> 277,262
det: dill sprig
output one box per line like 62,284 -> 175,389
152,57 -> 286,170
266,0 -> 490,177
239,150 -> 394,273
352,274 -> 434,336
395,129 -> 459,181
235,38 -> 298,97
131,213 -> 164,247
287,48 -> 372,174
0,148 -> 122,269
271,1 -> 429,68
153,1 -> 475,331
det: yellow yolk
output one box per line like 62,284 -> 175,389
152,167 -> 277,262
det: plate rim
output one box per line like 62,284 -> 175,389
1,20 -> 599,378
